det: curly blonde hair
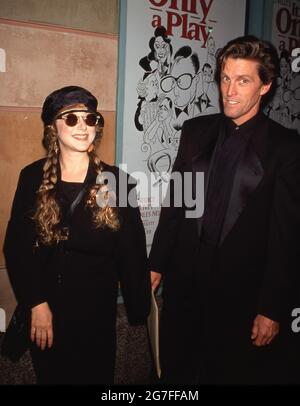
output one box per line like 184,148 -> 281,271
34,117 -> 120,246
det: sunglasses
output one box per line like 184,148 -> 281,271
56,110 -> 102,127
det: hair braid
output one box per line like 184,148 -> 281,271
34,125 -> 67,245
86,149 -> 120,231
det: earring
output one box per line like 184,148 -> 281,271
88,144 -> 94,153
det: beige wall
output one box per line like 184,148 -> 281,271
0,0 -> 119,34
0,22 -> 117,109
0,1 -> 119,270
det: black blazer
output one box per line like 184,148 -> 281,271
150,112 -> 300,319
149,113 -> 300,383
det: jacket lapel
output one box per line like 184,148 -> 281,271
190,113 -> 269,242
191,118 -> 223,236
219,134 -> 265,245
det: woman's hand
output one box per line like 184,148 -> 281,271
31,302 -> 53,350
151,271 -> 162,292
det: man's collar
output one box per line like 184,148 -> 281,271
225,111 -> 266,137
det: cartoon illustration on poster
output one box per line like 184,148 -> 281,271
266,0 -> 300,134
119,0 -> 247,249
134,25 -> 220,186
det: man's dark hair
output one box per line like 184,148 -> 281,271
202,62 -> 212,72
216,35 -> 279,85
173,46 -> 200,74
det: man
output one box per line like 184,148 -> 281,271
160,46 -> 200,129
206,35 -> 217,78
198,63 -> 219,114
149,36 -> 300,384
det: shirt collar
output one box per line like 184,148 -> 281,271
225,111 -> 266,138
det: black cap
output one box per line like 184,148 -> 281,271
41,86 -> 98,125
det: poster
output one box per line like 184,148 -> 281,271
266,0 -> 300,134
117,0 -> 247,250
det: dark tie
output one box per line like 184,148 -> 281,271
175,105 -> 189,117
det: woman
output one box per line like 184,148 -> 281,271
3,86 -> 151,384
135,71 -> 159,132
139,26 -> 172,78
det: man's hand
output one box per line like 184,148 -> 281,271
151,271 -> 162,291
251,314 -> 279,346
31,302 -> 53,350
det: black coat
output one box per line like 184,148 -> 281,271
3,158 -> 151,384
149,113 -> 300,384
